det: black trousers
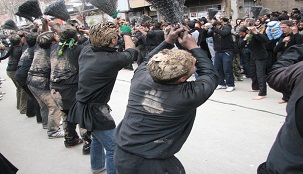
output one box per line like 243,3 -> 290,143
137,50 -> 147,66
0,153 -> 18,174
257,162 -> 270,174
20,85 -> 41,121
114,145 -> 185,174
250,56 -> 267,96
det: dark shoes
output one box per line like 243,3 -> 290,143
82,141 -> 90,155
64,138 -> 83,148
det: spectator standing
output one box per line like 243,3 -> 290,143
208,21 -> 235,92
274,20 -> 303,104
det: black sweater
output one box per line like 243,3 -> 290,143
238,32 -> 269,59
208,25 -> 234,52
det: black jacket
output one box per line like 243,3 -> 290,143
14,46 -> 35,87
274,33 -> 303,56
114,41 -> 219,159
265,44 -> 303,174
208,25 -> 234,52
68,46 -> 138,131
238,32 -> 269,59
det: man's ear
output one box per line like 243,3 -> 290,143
110,37 -> 117,44
177,76 -> 188,83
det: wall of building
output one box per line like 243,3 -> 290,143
185,0 -> 227,20
231,0 -> 246,20
260,0 -> 303,13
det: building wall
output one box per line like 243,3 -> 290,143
128,0 -> 230,21
129,0 -> 150,8
260,0 -> 303,13
185,0 -> 227,20
231,0 -> 246,20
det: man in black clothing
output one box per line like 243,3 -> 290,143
68,22 -> 138,174
114,27 -> 218,173
0,34 -> 28,114
14,32 -> 41,120
257,44 -> 303,174
208,21 -> 235,92
274,20 -> 303,104
136,23 -> 165,66
49,24 -> 88,149
238,25 -> 269,100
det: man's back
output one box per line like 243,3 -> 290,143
115,47 -> 218,159
115,65 -> 198,159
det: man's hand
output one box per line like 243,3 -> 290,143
41,18 -> 48,25
283,36 -> 291,42
120,25 -> 132,36
178,30 -> 199,50
78,28 -> 89,35
244,33 -> 251,40
250,26 -> 258,34
165,26 -> 185,45
47,19 -> 59,32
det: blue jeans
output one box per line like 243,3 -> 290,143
91,129 -> 116,174
214,51 -> 235,87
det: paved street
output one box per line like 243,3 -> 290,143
0,59 -> 286,174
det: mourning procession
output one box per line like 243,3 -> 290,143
0,0 -> 303,173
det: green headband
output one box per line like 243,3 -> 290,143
58,35 -> 77,58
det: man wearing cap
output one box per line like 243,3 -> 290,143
68,22 -> 138,174
114,27 -> 219,173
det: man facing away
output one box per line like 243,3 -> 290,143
257,44 -> 303,174
68,22 -> 138,174
114,27 -> 219,173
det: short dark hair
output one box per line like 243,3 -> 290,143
221,17 -> 229,23
280,20 -> 294,26
25,32 -> 38,47
278,14 -> 289,21
8,34 -> 21,46
187,22 -> 195,29
58,24 -> 78,41
37,32 -> 55,49
154,22 -> 161,29
238,26 -> 249,33
212,21 -> 221,27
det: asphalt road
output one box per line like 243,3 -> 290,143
0,59 -> 286,174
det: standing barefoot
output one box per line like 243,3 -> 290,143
253,96 -> 266,100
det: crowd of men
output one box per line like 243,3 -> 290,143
0,6 -> 303,174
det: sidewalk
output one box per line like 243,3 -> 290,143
0,59 -> 287,174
